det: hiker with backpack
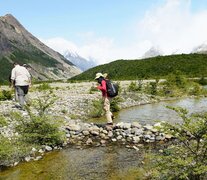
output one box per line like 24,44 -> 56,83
95,72 -> 118,126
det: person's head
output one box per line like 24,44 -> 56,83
13,62 -> 18,67
95,73 -> 105,84
95,73 -> 104,80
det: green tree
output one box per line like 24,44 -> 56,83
152,107 -> 207,180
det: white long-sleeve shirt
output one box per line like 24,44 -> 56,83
11,65 -> 31,86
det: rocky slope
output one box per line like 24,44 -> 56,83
0,14 -> 81,83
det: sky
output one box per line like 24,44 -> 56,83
1,0 -> 207,64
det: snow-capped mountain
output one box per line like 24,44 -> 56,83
192,43 -> 207,54
64,50 -> 97,71
142,47 -> 163,59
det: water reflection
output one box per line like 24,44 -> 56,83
117,97 -> 207,124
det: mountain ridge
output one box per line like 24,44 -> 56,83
0,14 -> 81,83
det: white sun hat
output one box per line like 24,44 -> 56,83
95,72 -> 104,80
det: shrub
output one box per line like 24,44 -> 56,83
166,71 -> 188,89
110,97 -> 122,112
0,115 -> 7,127
188,82 -> 203,96
13,95 -> 65,146
36,83 -> 52,91
148,81 -> 159,95
29,94 -> 57,116
151,107 -> 207,180
0,136 -> 30,167
89,99 -> 103,118
198,76 -> 207,85
15,114 -> 65,146
128,81 -> 140,92
137,79 -> 143,91
0,90 -> 12,101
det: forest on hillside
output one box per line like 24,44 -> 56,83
71,53 -> 207,81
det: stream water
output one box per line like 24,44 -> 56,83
0,97 -> 207,180
117,97 -> 207,125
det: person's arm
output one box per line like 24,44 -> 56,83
10,69 -> 15,88
25,68 -> 32,86
97,80 -> 107,92
10,79 -> 14,87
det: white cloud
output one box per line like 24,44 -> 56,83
40,37 -> 78,54
137,0 -> 207,54
41,0 -> 207,64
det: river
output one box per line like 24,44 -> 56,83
0,97 -> 206,180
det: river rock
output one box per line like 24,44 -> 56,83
45,145 -> 53,151
86,138 -> 93,145
100,140 -> 106,144
132,136 -> 140,143
133,128 -> 143,136
165,134 -> 173,139
38,149 -> 44,154
90,130 -> 99,136
25,156 -> 31,162
100,133 -> 106,139
102,130 -> 108,134
66,134 -> 71,138
156,135 -> 165,141
108,131 -> 113,137
31,147 -> 37,152
13,162 -> 19,166
117,135 -> 122,140
143,124 -> 153,131
131,122 -> 142,128
82,130 -> 90,136
111,138 -> 117,142
66,124 -> 81,131
34,156 -> 42,161
132,146 -> 139,151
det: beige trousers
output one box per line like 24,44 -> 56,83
103,97 -> 113,123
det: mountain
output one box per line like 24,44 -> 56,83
70,53 -> 207,81
0,14 -> 81,83
142,47 -> 163,59
64,50 -> 97,71
192,43 -> 207,54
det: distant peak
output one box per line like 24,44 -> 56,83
64,50 -> 79,58
1,13 -> 24,29
2,14 -> 16,20
5,14 -> 14,17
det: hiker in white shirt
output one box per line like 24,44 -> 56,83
10,63 -> 31,109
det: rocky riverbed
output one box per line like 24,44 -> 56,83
0,81 -> 173,167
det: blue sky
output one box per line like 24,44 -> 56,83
1,0 -> 207,64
